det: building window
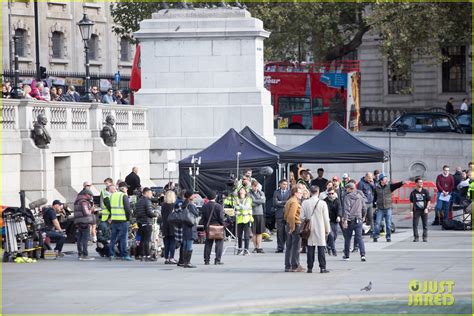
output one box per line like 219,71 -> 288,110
388,60 -> 411,94
51,31 -> 64,58
120,37 -> 131,62
87,34 -> 98,60
14,28 -> 27,57
442,46 -> 466,93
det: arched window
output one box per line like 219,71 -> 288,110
52,31 -> 64,58
14,29 -> 27,57
87,34 -> 98,61
120,37 -> 130,62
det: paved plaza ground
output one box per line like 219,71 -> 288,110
2,208 -> 472,314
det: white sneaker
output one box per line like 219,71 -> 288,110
92,236 -> 97,243
361,256 -> 366,262
80,256 -> 95,261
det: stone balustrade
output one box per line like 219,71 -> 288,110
362,106 -> 445,126
0,99 -> 147,131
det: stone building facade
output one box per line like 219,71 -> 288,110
2,1 -> 135,76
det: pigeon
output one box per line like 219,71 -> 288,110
202,3 -> 210,8
235,1 -> 246,9
175,25 -> 180,32
164,9 -> 169,14
360,281 -> 372,291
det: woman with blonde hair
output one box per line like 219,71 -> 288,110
161,190 -> 177,264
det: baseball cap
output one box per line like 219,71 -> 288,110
118,181 -> 129,189
379,173 -> 387,180
52,200 -> 63,206
345,182 -> 356,190
81,188 -> 94,196
342,173 -> 349,179
83,181 -> 92,187
332,176 -> 339,181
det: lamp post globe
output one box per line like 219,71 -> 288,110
77,14 -> 95,102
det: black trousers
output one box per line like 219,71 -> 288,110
276,218 -> 286,251
307,245 -> 326,270
204,238 -> 224,262
137,224 -> 153,257
413,211 -> 428,239
237,223 -> 250,250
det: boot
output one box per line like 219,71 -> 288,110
177,247 -> 185,266
183,250 -> 196,268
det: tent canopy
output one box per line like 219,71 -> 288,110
179,128 -> 278,196
280,122 -> 386,163
179,128 -> 278,169
240,126 -> 283,155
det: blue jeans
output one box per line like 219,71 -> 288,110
163,236 -> 176,259
109,222 -> 129,258
46,230 -> 66,252
374,208 -> 392,240
183,239 -> 193,252
343,220 -> 365,257
435,193 -> 451,220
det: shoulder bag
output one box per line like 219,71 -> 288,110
207,203 -> 224,240
300,200 -> 319,240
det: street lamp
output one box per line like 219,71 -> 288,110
189,156 -> 201,193
11,35 -> 22,99
77,14 -> 95,102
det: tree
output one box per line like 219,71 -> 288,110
110,1 -> 472,77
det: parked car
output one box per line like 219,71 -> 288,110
368,112 -> 464,133
456,112 -> 472,134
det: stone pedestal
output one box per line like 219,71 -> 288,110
20,139 -> 54,203
91,139 -> 121,186
134,8 -> 275,184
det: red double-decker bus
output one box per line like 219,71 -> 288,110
264,61 -> 361,131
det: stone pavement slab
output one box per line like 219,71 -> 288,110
2,212 -> 472,314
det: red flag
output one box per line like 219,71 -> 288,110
130,44 -> 141,91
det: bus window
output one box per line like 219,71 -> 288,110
278,97 -> 312,129
312,98 -> 324,116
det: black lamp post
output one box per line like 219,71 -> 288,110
77,14 -> 95,102
11,35 -> 22,99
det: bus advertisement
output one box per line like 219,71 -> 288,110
264,62 -> 361,131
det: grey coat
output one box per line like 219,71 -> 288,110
301,196 -> 330,247
249,189 -> 266,216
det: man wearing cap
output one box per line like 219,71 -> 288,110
341,182 -> 367,262
74,189 -> 96,260
373,174 -> 405,242
341,173 -> 351,187
43,200 -> 66,257
108,181 -> 132,261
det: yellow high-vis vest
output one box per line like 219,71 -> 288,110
100,188 -> 111,221
110,192 -> 126,221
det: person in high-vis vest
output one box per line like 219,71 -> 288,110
468,180 -> 474,201
108,182 -> 132,261
100,178 -> 114,222
235,187 -> 253,255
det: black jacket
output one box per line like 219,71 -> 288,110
135,196 -> 157,225
200,201 -> 224,231
181,201 -> 199,241
125,172 -> 141,196
324,197 -> 342,223
453,171 -> 463,192
160,203 -> 175,237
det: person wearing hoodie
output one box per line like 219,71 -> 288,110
373,174 -> 405,242
74,189 -> 96,261
357,172 -> 375,236
342,182 -> 367,262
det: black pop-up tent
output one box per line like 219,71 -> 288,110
240,126 -> 284,154
179,128 -> 279,196
280,122 -> 386,163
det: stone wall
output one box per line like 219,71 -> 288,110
1,100 -> 150,206
275,129 -> 472,183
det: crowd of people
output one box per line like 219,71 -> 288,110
41,162 -> 473,274
1,80 -> 129,104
